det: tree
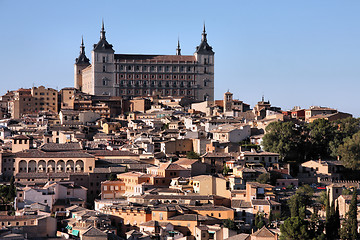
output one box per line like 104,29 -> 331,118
288,185 -> 314,218
109,173 -> 117,181
329,118 -> 360,157
262,121 -> 303,161
307,119 -> 335,159
256,173 -> 270,184
186,151 -> 200,159
254,213 -> 265,230
309,212 -> 325,240
223,218 -> 237,230
280,216 -> 310,240
7,176 -> 16,202
222,163 -> 230,175
338,131 -> 360,170
340,189 -> 358,240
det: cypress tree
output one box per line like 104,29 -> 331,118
349,189 -> 358,239
340,188 -> 358,240
335,200 -> 340,239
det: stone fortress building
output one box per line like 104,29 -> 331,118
74,22 -> 215,101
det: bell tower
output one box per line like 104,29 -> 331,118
74,36 -> 90,91
194,23 -> 215,101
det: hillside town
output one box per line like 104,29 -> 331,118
0,23 -> 359,240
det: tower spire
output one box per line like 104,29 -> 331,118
80,35 -> 85,54
176,37 -> 181,55
100,19 -> 106,40
202,22 -> 207,42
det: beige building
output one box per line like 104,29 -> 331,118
9,86 -> 58,119
191,175 -> 231,198
14,149 -> 95,175
305,106 -> 337,122
75,22 -> 214,101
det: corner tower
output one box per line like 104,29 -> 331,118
194,23 -> 215,101
74,36 -> 90,91
88,20 -> 115,96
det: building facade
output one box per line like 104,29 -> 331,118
8,86 -> 58,119
74,22 -> 215,101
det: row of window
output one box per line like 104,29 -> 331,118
22,97 -> 56,101
118,74 -> 193,80
118,65 -> 195,72
34,92 -> 56,96
1,220 -> 35,226
119,89 -> 193,96
117,80 -> 193,88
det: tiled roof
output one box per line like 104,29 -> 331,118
41,142 -> 82,152
231,200 -> 252,208
16,149 -> 94,158
174,158 -> 199,166
82,227 -> 107,236
224,233 -> 250,240
87,150 -> 138,157
251,226 -> 276,237
115,54 -> 196,62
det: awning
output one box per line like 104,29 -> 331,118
72,230 -> 79,236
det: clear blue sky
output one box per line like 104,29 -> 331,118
1,0 -> 359,116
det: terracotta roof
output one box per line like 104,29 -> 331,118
41,142 -> 82,152
16,149 -> 94,158
87,150 -> 138,157
251,226 -> 276,237
224,233 -> 250,240
174,158 -> 199,166
82,227 -> 107,237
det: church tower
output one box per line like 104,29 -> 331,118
224,91 -> 233,113
89,20 -> 115,96
194,23 -> 215,101
74,36 -> 90,91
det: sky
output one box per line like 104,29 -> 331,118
0,0 -> 359,116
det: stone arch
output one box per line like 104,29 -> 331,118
66,160 -> 74,172
57,160 -> 65,173
47,160 -> 55,173
75,160 -> 84,172
28,160 -> 36,173
19,160 -> 27,173
38,160 -> 46,173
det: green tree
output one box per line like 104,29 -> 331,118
340,189 -> 358,240
262,121 -> 303,161
222,163 -> 230,175
329,118 -> 360,157
317,191 -> 327,207
7,176 -> 16,202
307,119 -> 335,159
186,151 -> 200,159
254,213 -> 265,230
108,173 -> 117,181
309,212 -> 325,240
256,173 -> 270,184
280,216 -> 310,240
338,131 -> 360,170
223,218 -> 237,230
288,185 -> 314,218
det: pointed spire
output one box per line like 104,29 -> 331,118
75,36 -> 90,65
80,35 -> 85,54
176,37 -> 181,55
100,19 -> 106,40
202,22 -> 207,42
